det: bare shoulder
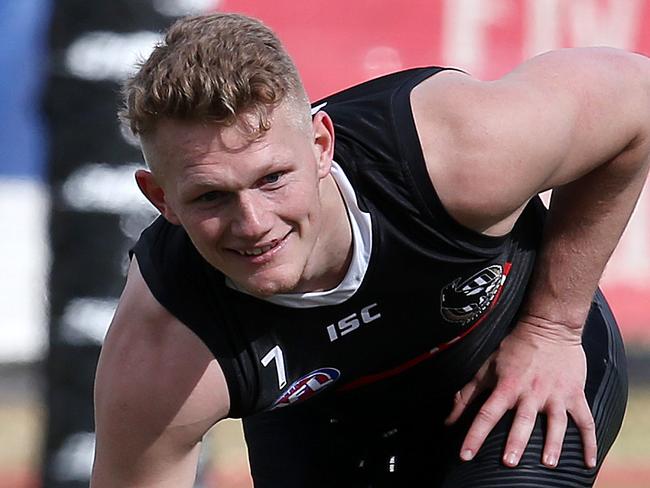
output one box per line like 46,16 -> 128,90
92,257 -> 229,486
410,48 -> 649,235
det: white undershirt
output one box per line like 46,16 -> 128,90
225,162 -> 372,308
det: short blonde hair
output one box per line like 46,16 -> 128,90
120,13 -> 310,137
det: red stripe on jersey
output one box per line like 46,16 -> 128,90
338,261 -> 512,392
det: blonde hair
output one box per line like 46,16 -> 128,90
120,13 -> 310,137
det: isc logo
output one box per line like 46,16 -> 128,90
326,303 -> 381,342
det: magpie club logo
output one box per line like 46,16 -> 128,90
440,264 -> 506,325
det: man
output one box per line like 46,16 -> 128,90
91,12 -> 647,487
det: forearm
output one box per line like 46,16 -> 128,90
522,148 -> 650,335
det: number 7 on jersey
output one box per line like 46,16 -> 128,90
261,345 -> 287,389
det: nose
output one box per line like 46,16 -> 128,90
229,190 -> 272,239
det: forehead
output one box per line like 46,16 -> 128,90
144,119 -> 256,165
141,107 -> 308,173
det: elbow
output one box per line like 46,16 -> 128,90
604,50 -> 650,157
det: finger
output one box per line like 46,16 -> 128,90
502,398 -> 539,467
446,362 -> 492,426
459,390 -> 512,461
445,379 -> 481,426
541,404 -> 567,468
569,399 -> 597,468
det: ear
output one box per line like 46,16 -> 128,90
135,169 -> 181,225
312,111 -> 335,179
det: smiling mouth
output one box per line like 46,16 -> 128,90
237,242 -> 277,256
233,231 -> 291,258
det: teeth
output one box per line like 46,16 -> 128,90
240,243 -> 275,256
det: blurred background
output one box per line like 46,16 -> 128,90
1,0 -> 649,487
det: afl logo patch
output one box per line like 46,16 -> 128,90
440,264 -> 506,325
271,367 -> 340,410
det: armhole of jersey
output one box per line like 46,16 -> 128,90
390,68 -> 508,251
130,220 -> 246,417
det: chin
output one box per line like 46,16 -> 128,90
242,274 -> 301,297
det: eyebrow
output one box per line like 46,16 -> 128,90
178,157 -> 292,195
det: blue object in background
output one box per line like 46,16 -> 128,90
0,0 -> 50,180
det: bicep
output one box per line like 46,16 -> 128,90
91,259 -> 229,487
414,48 -> 648,231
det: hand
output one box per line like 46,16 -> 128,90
445,319 -> 597,469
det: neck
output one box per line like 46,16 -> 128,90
299,172 -> 353,292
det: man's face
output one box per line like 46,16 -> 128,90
138,104 -> 340,297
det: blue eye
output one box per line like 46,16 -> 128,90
261,172 -> 283,185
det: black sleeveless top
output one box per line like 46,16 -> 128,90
132,67 -> 545,419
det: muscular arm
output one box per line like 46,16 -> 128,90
91,258 -> 229,487
414,47 -> 649,238
415,46 -> 650,347
412,47 -> 650,467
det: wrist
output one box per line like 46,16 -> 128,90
514,311 -> 584,345
520,261 -> 595,333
